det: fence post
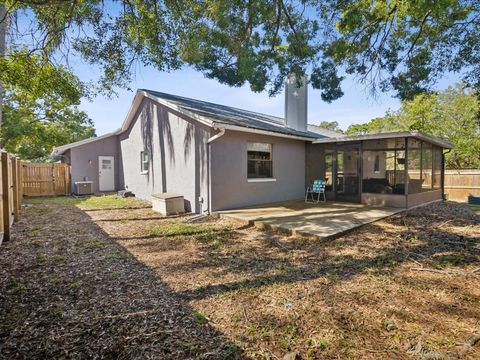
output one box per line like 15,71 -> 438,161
66,164 -> 71,195
11,157 -> 19,221
2,151 -> 10,241
51,163 -> 56,195
18,162 -> 23,206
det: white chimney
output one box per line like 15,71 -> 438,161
284,74 -> 307,132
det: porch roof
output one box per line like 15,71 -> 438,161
312,131 -> 453,149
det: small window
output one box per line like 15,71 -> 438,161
141,151 -> 149,173
102,159 -> 112,170
247,142 -> 273,178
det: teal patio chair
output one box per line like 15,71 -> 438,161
305,179 -> 326,203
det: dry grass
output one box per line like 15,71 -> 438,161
0,197 -> 241,359
1,196 -> 479,359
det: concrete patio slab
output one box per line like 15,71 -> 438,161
218,200 -> 403,239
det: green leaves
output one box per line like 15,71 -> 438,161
321,0 -> 480,100
3,1 -> 480,102
311,61 -> 344,103
346,84 -> 480,169
0,52 -> 95,161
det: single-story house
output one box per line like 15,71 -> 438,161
52,78 -> 453,213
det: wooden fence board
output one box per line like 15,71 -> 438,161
444,170 -> 480,201
22,163 -> 71,197
0,152 -> 23,246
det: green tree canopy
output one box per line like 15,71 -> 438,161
0,53 -> 95,161
346,85 -> 480,169
1,1 -> 479,101
315,120 -> 343,133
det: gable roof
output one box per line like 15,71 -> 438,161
52,89 -> 452,157
52,89 -> 332,156
139,89 -> 325,139
51,130 -> 120,157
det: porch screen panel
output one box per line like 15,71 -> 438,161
325,150 -> 334,191
407,138 -> 422,194
432,147 -> 442,190
362,139 -> 406,194
421,142 -> 433,191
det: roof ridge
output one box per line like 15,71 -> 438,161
140,89 -> 286,125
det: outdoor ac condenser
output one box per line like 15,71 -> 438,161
75,181 -> 93,195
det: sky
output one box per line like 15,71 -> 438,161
13,6 -> 459,137
76,63 -> 405,136
75,62 -> 460,137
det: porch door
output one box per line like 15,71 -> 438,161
335,144 -> 361,202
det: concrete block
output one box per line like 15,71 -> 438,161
152,193 -> 185,215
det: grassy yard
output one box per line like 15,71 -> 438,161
1,196 -> 479,359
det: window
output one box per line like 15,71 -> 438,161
362,139 -> 406,195
101,159 -> 112,170
141,151 -> 149,173
247,142 -> 273,178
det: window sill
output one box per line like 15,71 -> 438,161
247,178 -> 276,183
140,171 -> 149,175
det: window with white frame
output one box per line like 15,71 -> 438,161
141,151 -> 149,173
247,142 -> 273,178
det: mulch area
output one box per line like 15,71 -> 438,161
0,198 -> 479,359
0,200 -> 241,359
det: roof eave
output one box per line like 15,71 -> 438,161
50,130 -> 121,157
216,123 -> 318,141
312,131 -> 453,149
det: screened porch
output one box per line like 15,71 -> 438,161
306,132 -> 453,208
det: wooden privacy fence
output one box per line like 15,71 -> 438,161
0,151 -> 23,245
22,163 -> 71,197
444,169 -> 480,201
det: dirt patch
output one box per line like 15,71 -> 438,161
110,201 -> 480,359
0,199 -> 241,359
1,197 -> 479,359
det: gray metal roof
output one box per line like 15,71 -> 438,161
142,89 -> 327,139
307,124 -> 345,138
312,131 -> 453,149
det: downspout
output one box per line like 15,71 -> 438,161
207,127 -> 226,143
442,149 -> 452,201
206,127 -> 226,214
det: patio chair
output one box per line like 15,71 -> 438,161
305,179 -> 326,203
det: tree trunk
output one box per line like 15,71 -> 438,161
0,4 -> 8,129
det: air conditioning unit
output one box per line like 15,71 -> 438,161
75,181 -> 93,195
